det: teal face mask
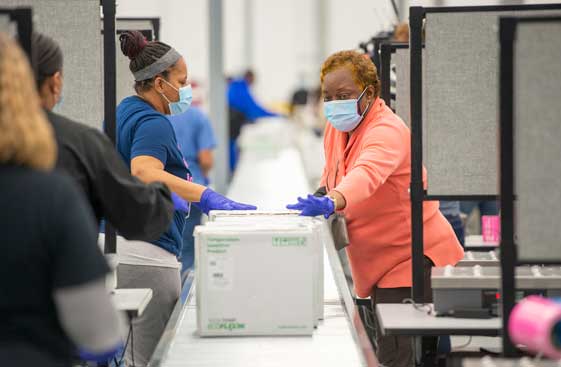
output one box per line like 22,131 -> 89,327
161,80 -> 193,115
324,88 -> 370,132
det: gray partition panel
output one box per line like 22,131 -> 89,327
424,10 -> 560,195
425,12 -> 500,195
0,15 -> 14,35
4,0 -> 102,130
514,21 -> 561,262
394,48 -> 410,127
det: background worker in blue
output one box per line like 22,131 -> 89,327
117,31 -> 256,366
168,83 -> 217,275
32,32 -> 175,242
227,69 -> 278,172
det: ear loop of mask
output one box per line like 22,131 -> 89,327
357,86 -> 373,117
157,77 -> 178,105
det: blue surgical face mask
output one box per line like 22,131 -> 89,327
161,80 -> 192,115
324,88 -> 370,132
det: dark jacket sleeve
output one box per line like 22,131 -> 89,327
87,129 -> 174,241
48,111 -> 174,241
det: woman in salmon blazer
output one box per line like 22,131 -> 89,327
287,50 -> 464,367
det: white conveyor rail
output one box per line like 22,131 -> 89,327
149,121 -> 378,366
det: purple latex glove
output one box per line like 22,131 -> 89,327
286,194 -> 335,219
196,188 -> 257,215
171,192 -> 190,213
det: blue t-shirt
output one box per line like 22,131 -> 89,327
116,96 -> 190,257
167,107 -> 217,186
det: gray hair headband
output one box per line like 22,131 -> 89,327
133,48 -> 181,81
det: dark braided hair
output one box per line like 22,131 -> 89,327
32,32 -> 63,88
119,30 -> 172,93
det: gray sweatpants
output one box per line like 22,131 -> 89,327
117,264 -> 181,367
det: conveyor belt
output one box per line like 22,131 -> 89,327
150,249 -> 374,366
149,121 -> 378,366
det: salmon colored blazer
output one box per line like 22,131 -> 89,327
321,98 -> 464,298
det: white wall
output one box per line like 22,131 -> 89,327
115,0 -> 209,88
249,0 -> 396,103
115,0 -> 397,106
223,0 -> 245,76
327,0 -> 396,53
116,0 -> 559,105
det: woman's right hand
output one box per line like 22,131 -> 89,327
286,194 -> 335,219
196,188 -> 257,215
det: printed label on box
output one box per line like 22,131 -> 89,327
208,254 -> 234,291
272,236 -> 307,247
207,318 -> 246,331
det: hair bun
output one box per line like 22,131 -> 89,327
119,31 -> 147,60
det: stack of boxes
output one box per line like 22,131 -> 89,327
195,211 -> 325,336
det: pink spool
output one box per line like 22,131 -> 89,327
481,215 -> 500,243
509,296 -> 561,358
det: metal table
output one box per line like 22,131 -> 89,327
464,235 -> 499,252
150,239 -> 379,366
457,250 -> 499,267
376,303 -> 501,337
112,288 -> 153,318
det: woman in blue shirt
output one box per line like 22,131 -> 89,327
168,105 -> 217,275
116,31 -> 255,366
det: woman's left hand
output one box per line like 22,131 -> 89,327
286,194 -> 335,219
196,188 -> 257,215
171,192 -> 190,213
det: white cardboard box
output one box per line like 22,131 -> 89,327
208,210 -> 301,222
207,212 -> 325,322
195,224 -> 316,336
